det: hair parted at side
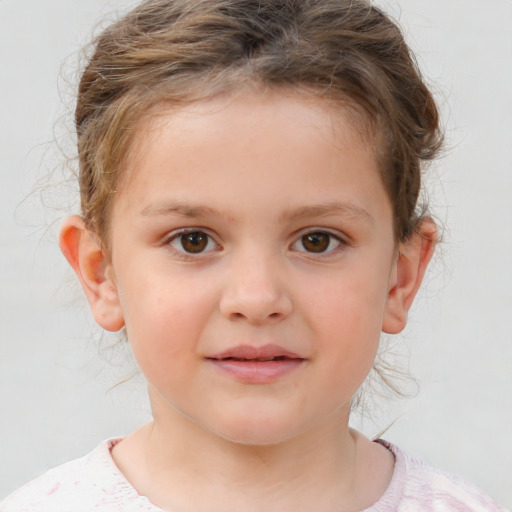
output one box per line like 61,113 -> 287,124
76,0 -> 443,248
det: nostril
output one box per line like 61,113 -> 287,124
220,290 -> 293,323
228,310 -> 283,323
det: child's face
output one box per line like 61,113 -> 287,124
104,91 -> 400,444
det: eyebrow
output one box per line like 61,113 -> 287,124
141,201 -> 218,218
280,202 -> 374,225
140,200 -> 373,224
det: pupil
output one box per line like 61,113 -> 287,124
303,233 -> 329,252
181,232 -> 207,253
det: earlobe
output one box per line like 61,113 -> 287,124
382,219 -> 437,334
59,215 -> 125,332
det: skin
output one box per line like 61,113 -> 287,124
60,90 -> 436,511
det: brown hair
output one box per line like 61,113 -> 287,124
76,0 -> 443,247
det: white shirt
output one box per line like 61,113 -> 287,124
1,439 -> 506,511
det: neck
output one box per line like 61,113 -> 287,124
161,414 -> 355,501
112,399 -> 393,511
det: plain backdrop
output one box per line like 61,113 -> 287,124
1,0 -> 511,507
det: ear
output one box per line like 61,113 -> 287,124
59,215 -> 125,332
382,219 -> 437,334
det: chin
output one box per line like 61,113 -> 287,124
208,410 -> 308,447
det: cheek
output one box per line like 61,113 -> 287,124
117,270 -> 218,384
305,268 -> 390,336
302,267 -> 390,386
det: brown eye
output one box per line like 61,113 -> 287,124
181,232 -> 208,253
301,232 -> 330,252
170,231 -> 216,254
294,231 -> 342,254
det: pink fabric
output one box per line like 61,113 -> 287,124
1,439 -> 507,511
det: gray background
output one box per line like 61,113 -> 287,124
1,0 -> 511,507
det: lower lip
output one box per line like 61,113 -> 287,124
208,359 -> 304,384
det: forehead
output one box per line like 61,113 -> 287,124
108,88 -> 395,253
123,88 -> 378,185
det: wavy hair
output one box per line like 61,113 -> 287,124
76,0 -> 443,248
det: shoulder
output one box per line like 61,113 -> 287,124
0,439 -> 161,512
379,441 -> 507,512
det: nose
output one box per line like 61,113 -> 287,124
219,251 -> 293,324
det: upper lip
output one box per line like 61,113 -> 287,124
208,344 -> 303,361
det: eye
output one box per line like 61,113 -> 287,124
292,231 -> 343,254
169,230 -> 218,254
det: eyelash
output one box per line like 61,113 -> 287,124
164,228 -> 348,259
291,229 -> 347,258
164,228 -> 220,260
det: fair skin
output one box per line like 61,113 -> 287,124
60,90 -> 435,512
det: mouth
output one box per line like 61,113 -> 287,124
214,355 -> 296,362
209,344 -> 303,361
207,345 -> 305,384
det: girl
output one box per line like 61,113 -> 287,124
1,0 -> 507,510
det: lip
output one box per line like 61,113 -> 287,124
207,344 -> 305,384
